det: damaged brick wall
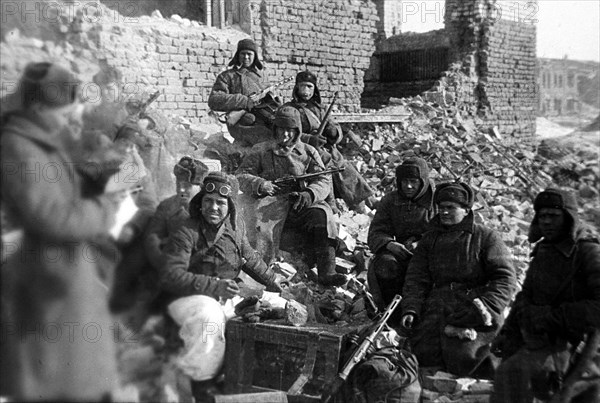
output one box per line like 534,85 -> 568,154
1,0 -> 378,122
364,0 -> 537,138
445,0 -> 538,138
251,0 -> 379,112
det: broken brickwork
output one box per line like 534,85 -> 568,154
365,0 -> 538,138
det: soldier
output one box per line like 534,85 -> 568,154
491,188 -> 600,403
286,70 -> 374,212
367,157 -> 436,310
236,106 -> 347,286
1,62 -> 123,401
159,171 -> 282,401
208,38 -> 275,147
400,182 -> 517,378
145,156 -> 207,271
159,171 -> 282,299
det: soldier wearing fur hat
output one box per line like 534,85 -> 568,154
1,62 -> 123,401
159,171 -> 282,300
145,157 -> 208,271
400,182 -> 517,378
367,158 -> 436,311
236,106 -> 347,286
208,38 -> 275,146
286,70 -> 375,212
491,188 -> 600,403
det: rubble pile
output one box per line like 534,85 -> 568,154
420,370 -> 494,403
335,87 -> 599,282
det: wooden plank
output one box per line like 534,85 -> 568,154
332,113 -> 411,123
214,391 -> 288,403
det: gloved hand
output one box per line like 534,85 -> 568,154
291,191 -> 312,211
447,304 -> 485,328
386,241 -> 413,260
215,279 -> 240,300
258,181 -> 280,197
304,133 -> 327,148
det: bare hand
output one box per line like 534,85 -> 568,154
216,279 -> 240,300
259,181 -> 281,197
387,242 -> 412,260
249,93 -> 262,103
401,314 -> 415,330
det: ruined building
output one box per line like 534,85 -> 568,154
537,57 -> 600,116
366,0 -> 538,139
2,0 -> 537,138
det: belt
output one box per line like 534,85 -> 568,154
433,282 -> 475,292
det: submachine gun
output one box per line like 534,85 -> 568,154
321,294 -> 402,403
225,76 -> 294,126
273,167 -> 346,194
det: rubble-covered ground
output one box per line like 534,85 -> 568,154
110,75 -> 599,402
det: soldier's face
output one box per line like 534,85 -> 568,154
400,178 -> 422,199
297,82 -> 315,101
176,181 -> 198,205
201,193 -> 229,225
239,50 -> 255,68
274,127 -> 298,154
438,201 -> 469,226
538,207 -> 567,242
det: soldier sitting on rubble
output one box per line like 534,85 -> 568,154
236,106 -> 347,287
159,171 -> 282,299
491,188 -> 600,403
400,182 -> 517,378
145,156 -> 207,272
286,70 -> 375,213
367,157 -> 436,311
208,38 -> 274,147
158,171 -> 282,400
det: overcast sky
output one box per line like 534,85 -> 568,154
400,1 -> 600,62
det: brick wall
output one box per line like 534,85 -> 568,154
1,0 -> 378,121
445,0 -> 538,138
251,0 -> 379,112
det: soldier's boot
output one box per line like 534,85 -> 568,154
315,245 -> 347,287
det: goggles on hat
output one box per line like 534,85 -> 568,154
204,182 -> 232,197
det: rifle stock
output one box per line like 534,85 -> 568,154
321,294 -> 402,403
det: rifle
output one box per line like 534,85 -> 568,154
273,167 -> 345,193
321,294 -> 402,403
315,91 -> 339,138
226,76 -> 294,126
125,91 -> 161,119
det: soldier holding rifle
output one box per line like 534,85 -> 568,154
236,106 -> 347,286
286,70 -> 375,213
209,38 -> 287,146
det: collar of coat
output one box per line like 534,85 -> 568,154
232,65 -> 262,78
2,110 -> 62,150
396,179 -> 435,210
430,210 -> 475,233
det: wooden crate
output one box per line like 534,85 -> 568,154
224,318 -> 363,402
